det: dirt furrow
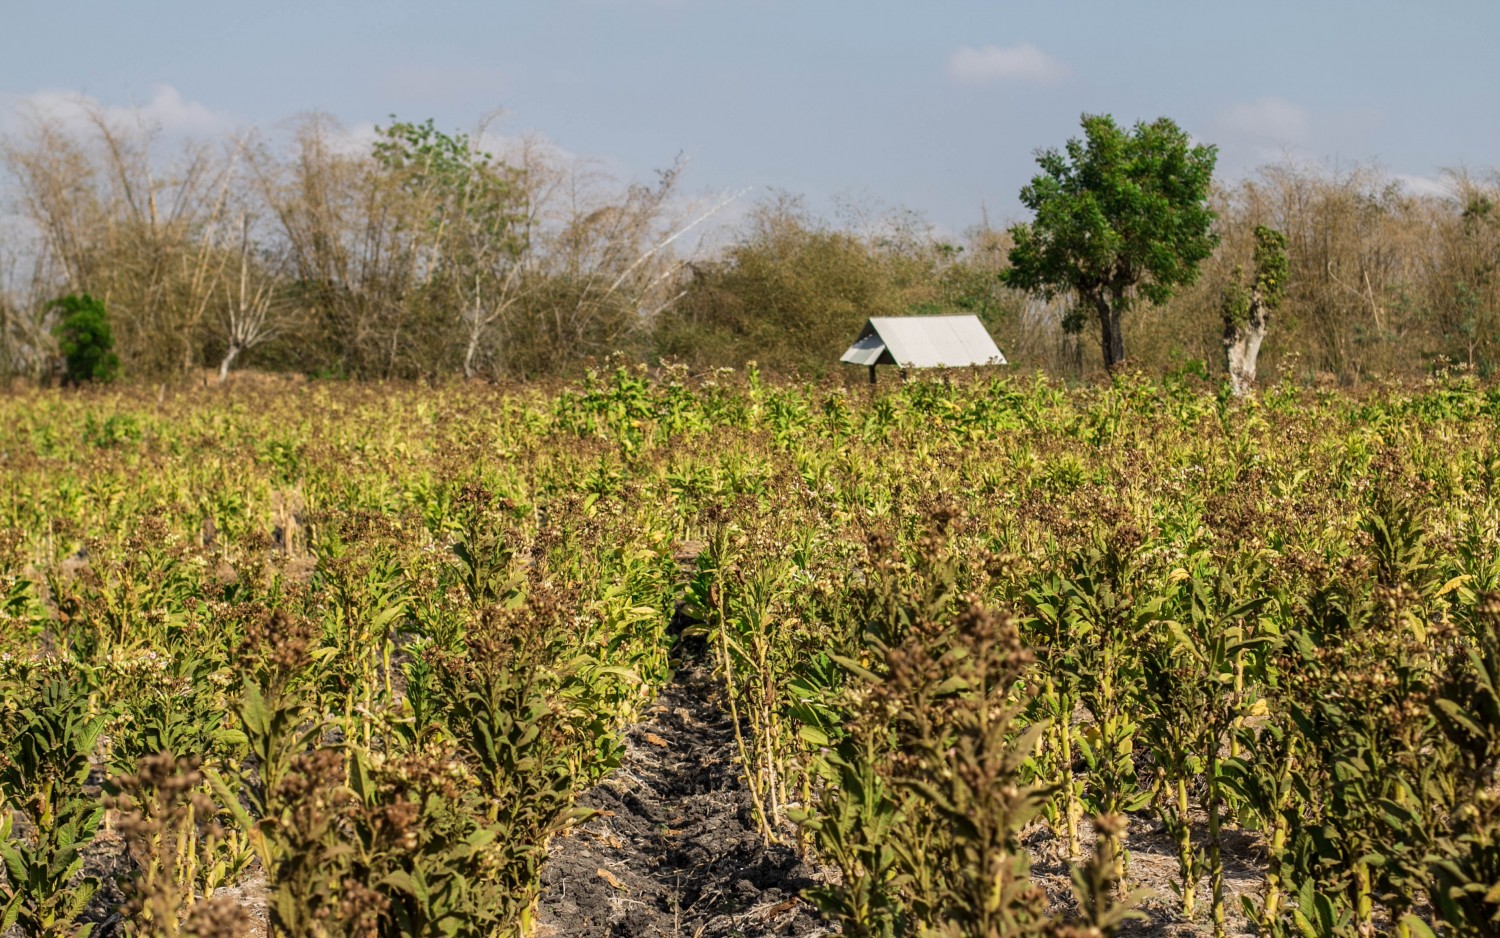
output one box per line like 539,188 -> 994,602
536,653 -> 828,938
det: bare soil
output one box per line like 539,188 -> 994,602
1028,815 -> 1264,937
535,637 -> 829,938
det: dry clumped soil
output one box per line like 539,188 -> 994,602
536,638 -> 830,938
1028,816 -> 1265,938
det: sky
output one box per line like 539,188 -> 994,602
2,0 -> 1496,240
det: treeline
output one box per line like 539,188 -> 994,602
1,107 -> 1497,385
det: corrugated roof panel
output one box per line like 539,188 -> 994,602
840,331 -> 886,366
858,315 -> 1005,368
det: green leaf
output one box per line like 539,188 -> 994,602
827,653 -> 881,684
382,870 -> 420,898
797,724 -> 830,747
1399,914 -> 1437,938
1,895 -> 21,933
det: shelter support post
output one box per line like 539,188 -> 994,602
869,365 -> 877,386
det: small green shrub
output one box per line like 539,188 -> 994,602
50,294 -> 119,384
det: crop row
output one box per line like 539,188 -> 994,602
2,368 -> 1500,937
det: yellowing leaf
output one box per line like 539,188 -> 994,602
1438,575 -> 1472,597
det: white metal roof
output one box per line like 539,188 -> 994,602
840,315 -> 1007,368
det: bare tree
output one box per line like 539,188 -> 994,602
1428,169 -> 1500,372
254,114 -> 524,378
504,151 -> 743,374
432,121 -> 539,379
0,235 -> 59,382
1251,162 -> 1438,383
3,101 -> 240,378
218,212 -> 282,382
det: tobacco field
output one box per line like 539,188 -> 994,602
4,367 -> 1500,938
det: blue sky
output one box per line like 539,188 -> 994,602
3,0 -> 1495,237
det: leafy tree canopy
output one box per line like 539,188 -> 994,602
1004,114 -> 1219,370
372,116 -> 528,254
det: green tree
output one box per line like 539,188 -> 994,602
1004,114 -> 1219,373
371,116 -> 526,249
49,293 -> 119,384
372,117 -> 530,378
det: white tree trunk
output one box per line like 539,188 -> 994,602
1225,325 -> 1266,397
463,330 -> 481,380
217,343 -> 241,384
1224,288 -> 1270,397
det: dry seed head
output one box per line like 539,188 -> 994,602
181,895 -> 252,938
1093,813 -> 1129,838
1480,591 -> 1500,620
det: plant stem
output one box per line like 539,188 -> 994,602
1059,693 -> 1080,859
1262,739 -> 1296,924
1177,773 -> 1196,917
716,583 -> 774,843
1208,748 -> 1225,938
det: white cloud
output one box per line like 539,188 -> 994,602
326,120 -> 382,157
1393,173 -> 1450,200
946,43 -> 1068,86
126,85 -> 235,136
1210,97 -> 1389,174
1215,97 -> 1310,152
0,84 -> 238,138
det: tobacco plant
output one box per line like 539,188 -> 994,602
107,752 -> 249,938
1020,529 -> 1156,867
0,679 -> 107,938
800,522 -> 1139,936
1141,556 -> 1268,934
